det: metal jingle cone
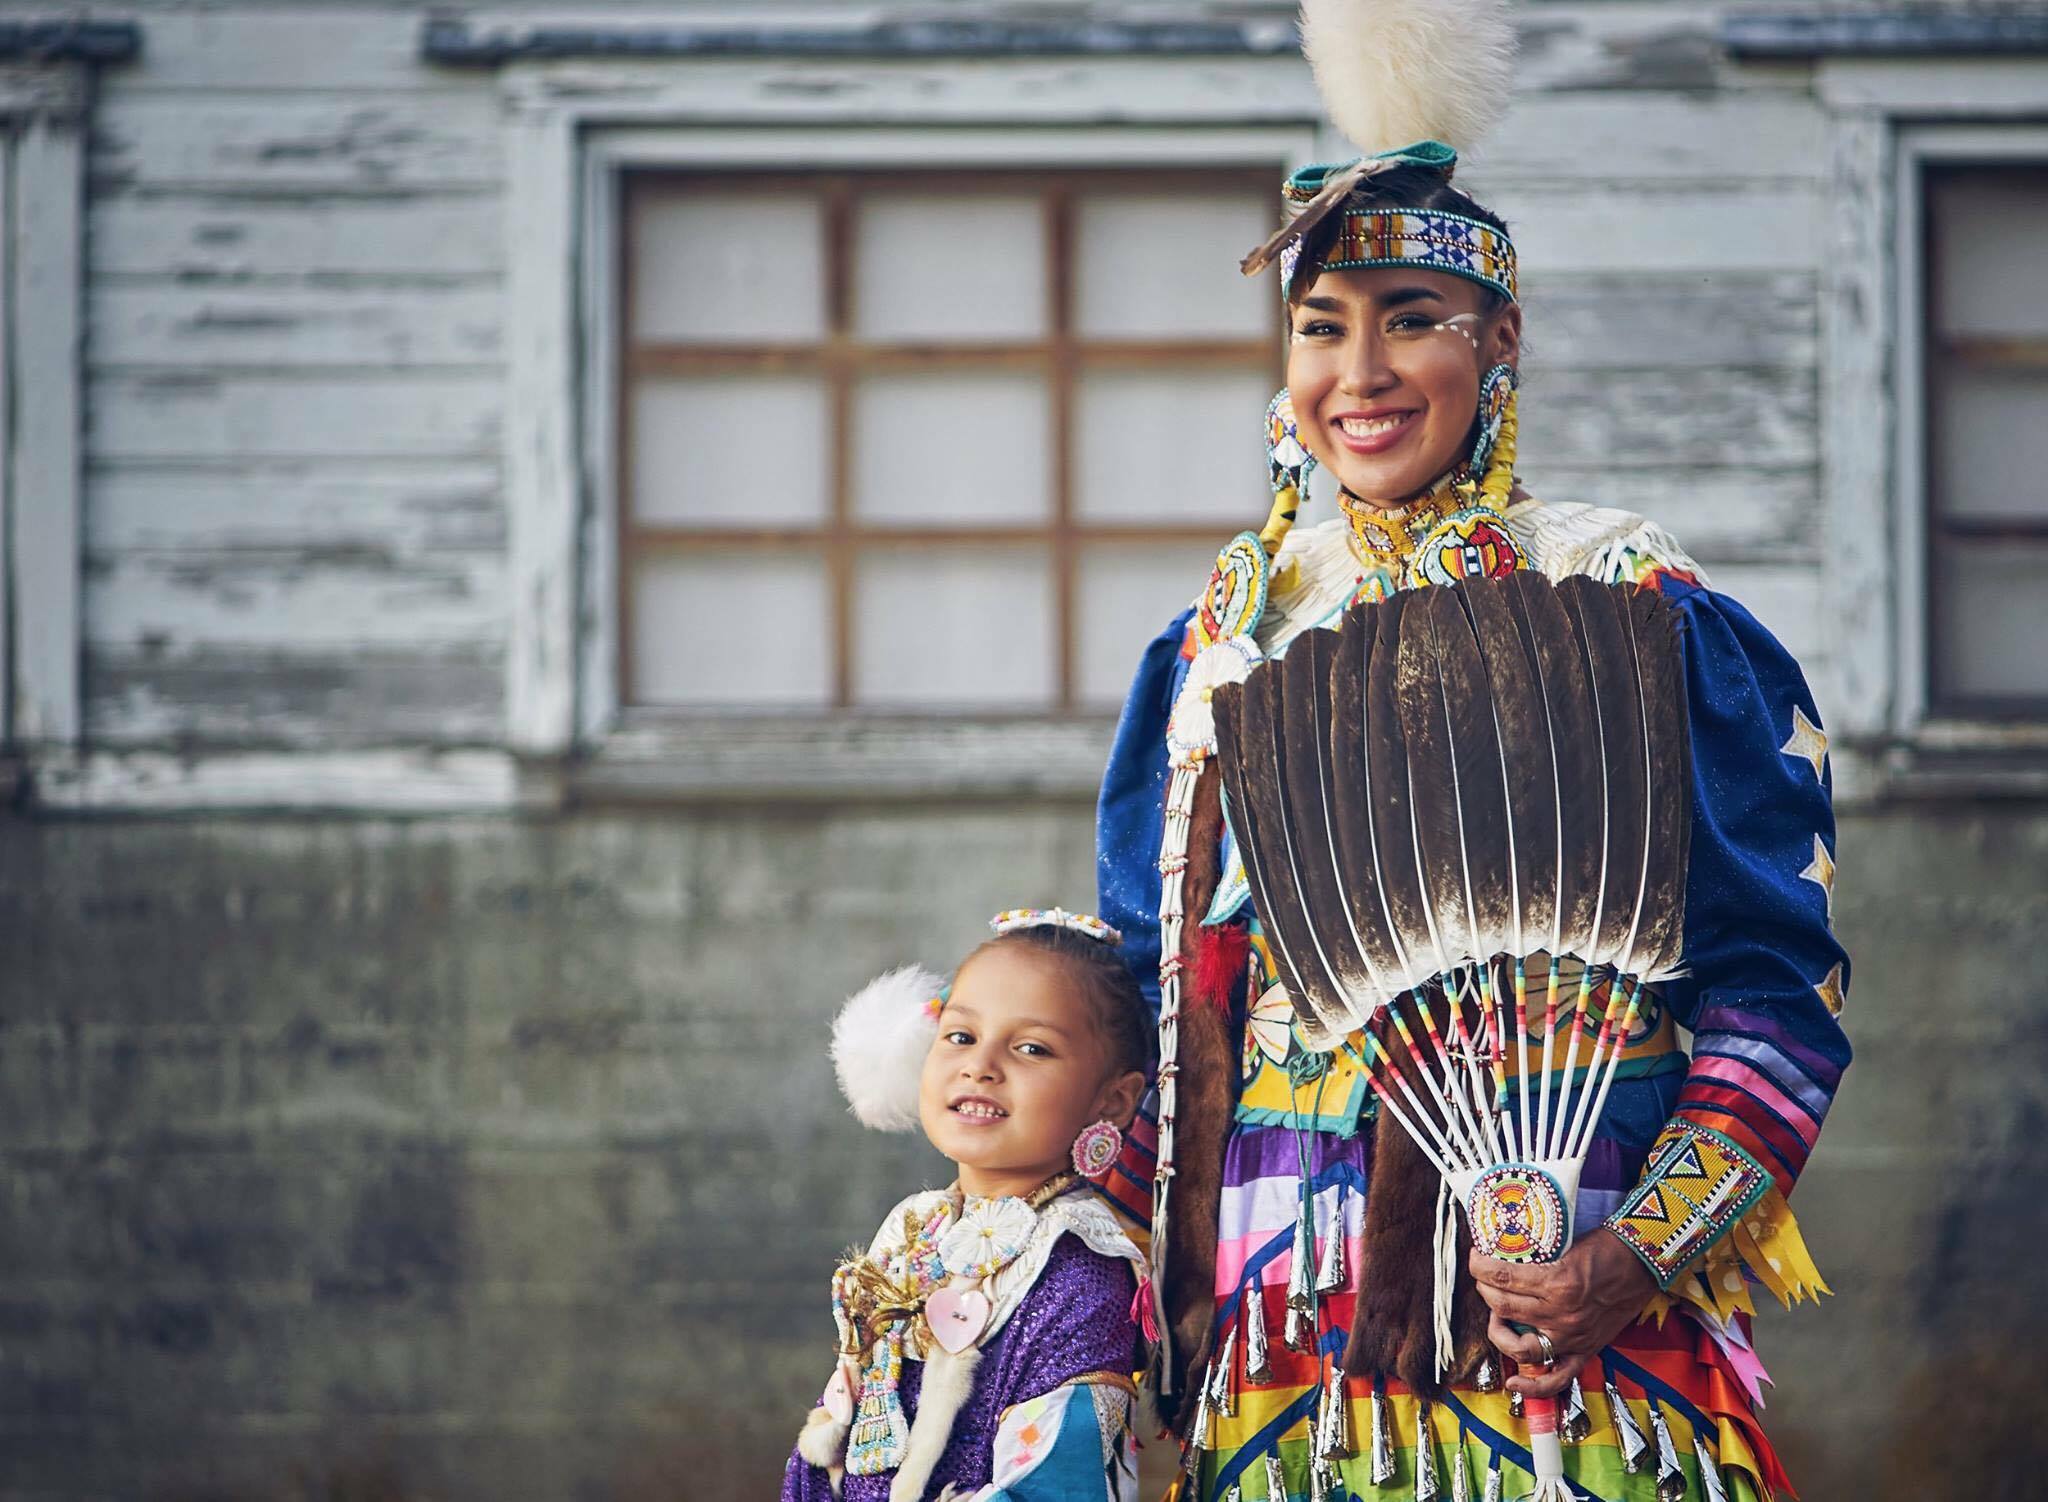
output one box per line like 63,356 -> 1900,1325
1450,1439 -> 1472,1502
1370,1384 -> 1397,1484
1211,1327 -> 1239,1417
1225,1486 -> 1245,1502
1317,1368 -> 1354,1460
1561,1376 -> 1591,1443
1265,1448 -> 1290,1502
1693,1432 -> 1731,1502
1309,1455 -> 1335,1502
1245,1272 -> 1275,1383
1315,1188 -> 1347,1293
1507,1388 -> 1524,1421
1481,1451 -> 1504,1502
1605,1378 -> 1650,1473
1285,1299 -> 1316,1354
1649,1401 -> 1687,1502
1414,1402 -> 1441,1501
1189,1383 -> 1215,1456
1473,1354 -> 1500,1393
1286,1201 -> 1316,1316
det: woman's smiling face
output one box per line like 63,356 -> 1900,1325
1285,265 -> 1520,506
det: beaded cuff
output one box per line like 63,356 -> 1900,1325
1604,1121 -> 1771,1288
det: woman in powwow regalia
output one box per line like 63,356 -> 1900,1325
1091,3 -> 1850,1498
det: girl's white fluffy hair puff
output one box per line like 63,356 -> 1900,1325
831,964 -> 946,1132
1300,0 -> 1517,157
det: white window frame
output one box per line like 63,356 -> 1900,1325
495,54 -> 1319,799
0,61 -> 88,756
1818,59 -> 2048,795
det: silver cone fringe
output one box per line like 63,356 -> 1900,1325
1316,1189 -> 1347,1292
1189,1384 -> 1214,1454
1508,1388 -> 1525,1421
1286,1202 -> 1316,1315
1606,1378 -> 1650,1474
1482,1451 -> 1504,1502
1310,1455 -> 1335,1502
1317,1368 -> 1354,1459
1414,1402 -> 1441,1501
1225,1486 -> 1244,1502
1285,1299 -> 1316,1354
1451,1441 -> 1472,1502
1693,1432 -> 1731,1502
1211,1328 -> 1239,1417
1473,1355 -> 1500,1393
1650,1401 -> 1687,1502
1245,1272 -> 1275,1383
1561,1376 -> 1591,1443
1370,1387 -> 1397,1484
1265,1448 -> 1290,1502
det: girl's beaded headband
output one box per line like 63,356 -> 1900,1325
989,908 -> 1124,947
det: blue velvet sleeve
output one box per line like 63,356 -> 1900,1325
1094,606 -> 1195,1021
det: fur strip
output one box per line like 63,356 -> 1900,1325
889,1347 -> 980,1502
1153,766 -> 1238,1426
1299,0 -> 1517,157
833,965 -> 946,1132
797,1405 -> 850,1473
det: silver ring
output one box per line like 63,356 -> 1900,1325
1534,1329 -> 1557,1369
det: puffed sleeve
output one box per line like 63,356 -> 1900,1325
1601,577 -> 1851,1321
1095,605 -> 1196,1018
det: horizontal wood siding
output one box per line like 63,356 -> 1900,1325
74,1 -> 1836,756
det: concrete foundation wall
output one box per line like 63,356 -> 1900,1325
2,800 -> 2044,1499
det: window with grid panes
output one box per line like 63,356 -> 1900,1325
618,169 -> 1280,712
1924,163 -> 2048,718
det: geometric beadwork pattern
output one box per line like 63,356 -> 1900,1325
1321,208 -> 1519,305
1606,1121 -> 1771,1288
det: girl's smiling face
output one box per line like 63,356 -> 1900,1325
918,944 -> 1145,1201
1286,265 -> 1520,506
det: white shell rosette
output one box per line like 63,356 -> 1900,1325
937,1196 -> 1037,1281
1166,636 -> 1265,767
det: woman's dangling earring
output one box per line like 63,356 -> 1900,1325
1259,389 -> 1316,559
1070,1119 -> 1123,1180
1469,363 -> 1519,479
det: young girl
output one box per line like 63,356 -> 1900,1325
781,909 -> 1153,1502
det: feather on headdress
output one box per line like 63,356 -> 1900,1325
1241,0 -> 1519,279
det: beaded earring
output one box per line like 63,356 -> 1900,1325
1260,388 -> 1316,560
1470,363 -> 1519,481
1070,1119 -> 1123,1180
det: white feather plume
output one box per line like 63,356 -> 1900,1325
1299,0 -> 1518,157
831,964 -> 945,1132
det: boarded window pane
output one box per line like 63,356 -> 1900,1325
630,553 -> 830,707
1074,192 -> 1273,339
632,377 -> 829,527
630,186 -> 825,344
856,195 -> 1045,342
1073,370 -> 1274,523
1930,539 -> 2048,708
1928,166 -> 2048,339
1074,542 -> 1221,706
853,373 -> 1049,525
853,548 -> 1052,707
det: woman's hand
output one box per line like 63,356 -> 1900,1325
1468,1229 -> 1657,1398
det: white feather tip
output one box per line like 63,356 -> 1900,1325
1299,0 -> 1517,157
831,964 -> 946,1132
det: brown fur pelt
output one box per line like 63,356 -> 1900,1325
1342,994 -> 1491,1394
1152,763 -> 1238,1428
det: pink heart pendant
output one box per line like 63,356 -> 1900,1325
822,1360 -> 856,1423
925,1286 -> 991,1354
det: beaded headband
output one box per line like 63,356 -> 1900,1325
1245,144 -> 1520,308
989,908 -> 1124,947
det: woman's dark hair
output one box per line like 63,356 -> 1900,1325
1288,163 -> 1513,313
974,926 -> 1154,1079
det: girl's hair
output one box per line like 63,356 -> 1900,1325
973,928 -> 1155,1079
1288,163 -> 1513,312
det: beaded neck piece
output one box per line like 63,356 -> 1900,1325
1339,472 -> 1466,574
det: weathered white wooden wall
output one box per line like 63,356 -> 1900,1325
74,1 -> 1837,781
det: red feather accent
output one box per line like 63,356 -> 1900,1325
1188,922 -> 1251,1013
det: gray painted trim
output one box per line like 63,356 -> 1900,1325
1725,10 -> 2048,58
420,17 -> 1296,66
0,21 -> 139,65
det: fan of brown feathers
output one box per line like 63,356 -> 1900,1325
1210,571 -> 1691,1501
